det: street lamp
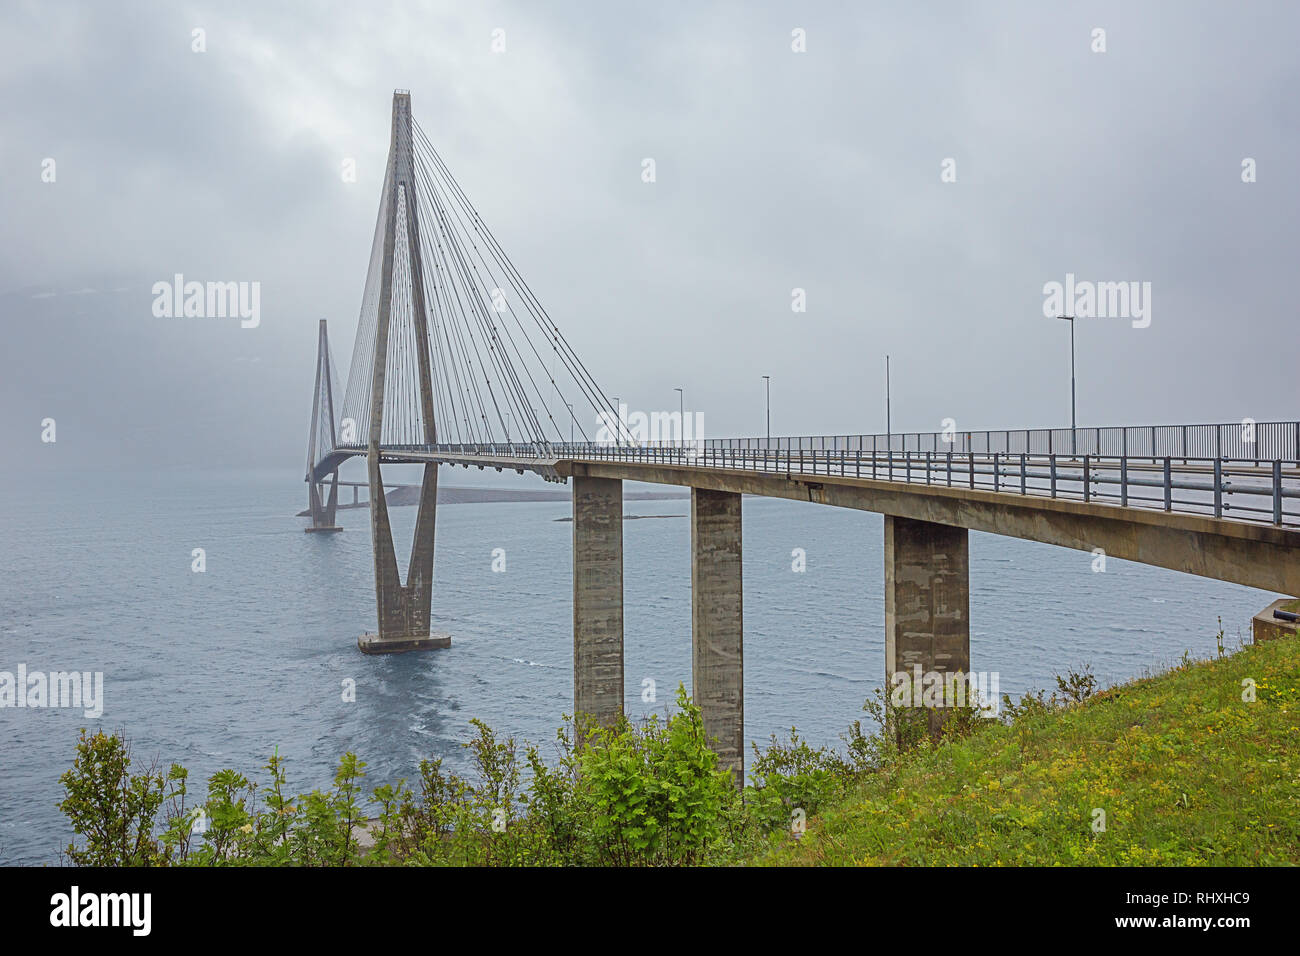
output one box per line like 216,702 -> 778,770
673,387 -> 683,449
1057,315 -> 1076,455
885,355 -> 891,449
567,403 -> 574,444
762,375 -> 771,443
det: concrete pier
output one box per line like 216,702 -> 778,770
572,475 -> 624,732
360,459 -> 448,653
691,488 -> 744,783
305,318 -> 343,533
884,515 -> 970,736
358,631 -> 450,654
355,92 -> 446,655
306,471 -> 342,532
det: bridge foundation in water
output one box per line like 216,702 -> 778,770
305,471 -> 342,532
691,488 -> 744,784
884,515 -> 971,738
358,459 -> 450,654
572,475 -> 625,732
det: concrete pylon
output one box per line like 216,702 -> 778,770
883,515 -> 971,740
306,472 -> 341,532
691,488 -> 744,785
358,91 -> 449,654
572,474 -> 624,734
305,319 -> 342,533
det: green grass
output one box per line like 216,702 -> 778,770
756,635 -> 1300,866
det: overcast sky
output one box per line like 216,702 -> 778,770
2,0 -> 1296,480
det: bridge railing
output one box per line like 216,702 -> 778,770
354,419 -> 1300,465
364,442 -> 1298,529
348,421 -> 1300,528
587,446 -> 1297,528
699,421 -> 1300,464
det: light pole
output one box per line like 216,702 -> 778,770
885,355 -> 891,450
612,396 -> 620,444
567,403 -> 574,444
1057,315 -> 1076,455
762,375 -> 770,443
673,387 -> 683,449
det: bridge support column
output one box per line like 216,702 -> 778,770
883,515 -> 970,739
572,475 -> 624,734
305,470 -> 342,532
358,458 -> 450,654
691,488 -> 744,785
356,92 -> 448,655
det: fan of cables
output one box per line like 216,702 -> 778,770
338,119 -> 622,449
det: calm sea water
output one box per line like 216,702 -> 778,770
0,467 -> 1275,864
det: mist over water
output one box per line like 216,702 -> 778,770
0,468 -> 1274,864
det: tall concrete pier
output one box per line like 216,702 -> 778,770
305,319 -> 342,533
572,475 -> 625,730
357,90 -> 448,654
691,488 -> 744,783
305,474 -> 341,532
883,515 -> 971,736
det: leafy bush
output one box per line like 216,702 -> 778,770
1000,664 -> 1099,722
59,686 -> 739,867
63,668 -> 1084,867
59,729 -> 166,866
578,686 -> 737,865
745,727 -> 847,833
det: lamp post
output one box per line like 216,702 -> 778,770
885,355 -> 891,451
567,403 -> 574,444
762,374 -> 770,443
673,387 -> 683,450
1057,315 -> 1076,455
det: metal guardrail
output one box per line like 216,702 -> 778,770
351,439 -> 1300,529
700,421 -> 1300,463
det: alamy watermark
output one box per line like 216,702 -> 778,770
1042,272 -> 1151,328
890,666 -> 1000,717
50,886 -> 150,936
595,403 -> 705,456
1,664 -> 104,718
151,274 -> 260,328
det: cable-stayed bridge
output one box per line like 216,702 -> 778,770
304,91 -> 1300,777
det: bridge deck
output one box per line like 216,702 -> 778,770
317,442 -> 1300,527
306,442 -> 1300,593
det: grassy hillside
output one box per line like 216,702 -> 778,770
759,635 -> 1300,866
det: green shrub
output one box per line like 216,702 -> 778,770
745,727 -> 846,833
59,677 -> 1008,867
58,729 -> 167,866
579,686 -> 738,865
